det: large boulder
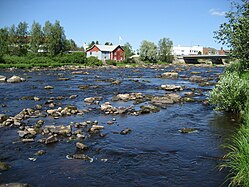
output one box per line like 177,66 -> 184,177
0,75 -> 7,82
151,93 -> 181,107
161,72 -> 178,79
7,75 -> 25,83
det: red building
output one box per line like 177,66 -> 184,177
86,44 -> 125,62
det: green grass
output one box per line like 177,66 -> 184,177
221,104 -> 249,187
241,71 -> 249,80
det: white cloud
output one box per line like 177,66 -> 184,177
209,8 -> 226,16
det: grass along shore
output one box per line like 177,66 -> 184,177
211,69 -> 249,186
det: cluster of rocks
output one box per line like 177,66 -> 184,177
46,105 -> 84,117
0,75 -> 26,83
1,108 -> 44,127
100,102 -> 135,115
112,93 -> 144,102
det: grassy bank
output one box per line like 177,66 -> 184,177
210,67 -> 249,186
0,53 -> 103,69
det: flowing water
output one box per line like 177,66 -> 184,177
0,65 -> 239,186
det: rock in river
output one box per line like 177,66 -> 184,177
76,142 -> 89,150
0,161 -> 11,171
161,72 -> 178,79
151,93 -> 181,107
0,114 -> 8,123
45,135 -> 58,144
161,84 -> 183,91
6,75 -> 25,83
120,128 -> 132,135
44,85 -> 54,89
0,183 -> 32,187
0,75 -> 7,82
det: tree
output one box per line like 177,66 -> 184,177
158,37 -> 173,63
140,40 -> 157,62
88,41 -> 95,49
65,39 -> 78,51
30,21 -> 44,53
123,42 -> 134,59
16,21 -> 29,55
214,0 -> 249,71
43,20 -> 66,56
105,42 -> 112,45
0,27 -> 9,57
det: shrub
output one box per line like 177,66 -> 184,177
209,72 -> 249,113
105,59 -> 117,66
86,56 -> 102,66
56,53 -> 86,64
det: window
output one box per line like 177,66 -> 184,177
90,52 -> 92,55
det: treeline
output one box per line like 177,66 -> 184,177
0,20 -> 105,67
0,20 -> 80,56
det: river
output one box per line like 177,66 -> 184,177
0,65 -> 239,186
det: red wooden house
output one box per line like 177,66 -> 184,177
86,44 -> 125,62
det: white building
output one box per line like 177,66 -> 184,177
173,45 -> 203,56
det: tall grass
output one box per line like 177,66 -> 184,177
221,103 -> 249,187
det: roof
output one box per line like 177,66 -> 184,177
86,44 -> 123,52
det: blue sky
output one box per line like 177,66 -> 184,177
0,0 -> 231,50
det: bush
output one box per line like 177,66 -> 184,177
86,56 -> 102,66
209,72 -> 249,113
56,53 -> 86,64
105,59 -> 117,66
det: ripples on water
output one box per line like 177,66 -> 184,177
0,66 -> 239,186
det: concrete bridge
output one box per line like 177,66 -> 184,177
183,55 -> 229,64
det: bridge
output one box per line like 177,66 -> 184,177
183,55 -> 229,64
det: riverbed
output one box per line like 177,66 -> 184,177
0,65 -> 239,186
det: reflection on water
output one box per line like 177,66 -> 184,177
0,66 -> 237,186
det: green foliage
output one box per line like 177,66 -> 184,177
221,102 -> 249,187
214,0 -> 249,71
123,42 -> 134,59
86,56 -> 102,66
65,39 -> 78,51
123,58 -> 137,64
158,37 -> 174,63
140,40 -> 157,63
209,72 -> 249,113
105,59 -> 117,66
0,27 -> 9,57
30,21 -> 44,53
16,21 -> 29,55
56,53 -> 86,64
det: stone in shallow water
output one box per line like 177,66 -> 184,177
44,85 -> 54,89
0,162 -> 11,171
0,75 -> 7,82
161,72 -> 178,79
120,128 -> 132,135
179,128 -> 198,134
76,142 -> 88,150
0,183 -> 32,187
6,75 -> 25,83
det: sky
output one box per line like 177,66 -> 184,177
0,0 -> 231,50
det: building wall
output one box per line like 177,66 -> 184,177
173,46 -> 204,56
101,51 -> 111,60
86,46 -> 102,60
112,47 -> 125,61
